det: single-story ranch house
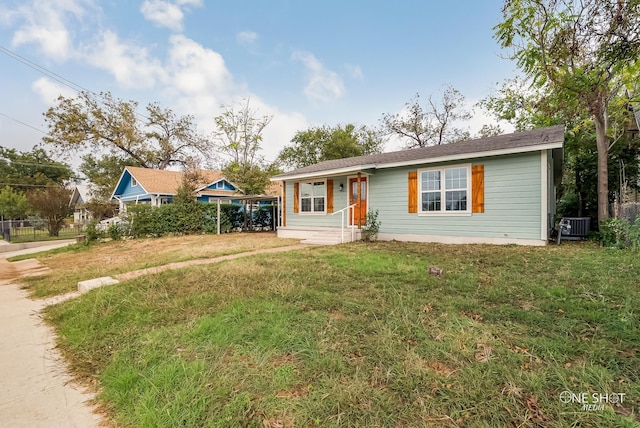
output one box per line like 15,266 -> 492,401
271,125 -> 564,246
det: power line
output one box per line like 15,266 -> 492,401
0,44 -> 91,94
0,112 -> 47,135
0,44 -> 153,123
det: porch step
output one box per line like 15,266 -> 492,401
301,229 -> 355,245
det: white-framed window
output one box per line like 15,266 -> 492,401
419,165 -> 471,214
131,177 -> 138,187
300,180 -> 326,213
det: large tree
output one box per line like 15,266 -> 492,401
26,186 -> 72,236
278,123 -> 385,169
380,86 -> 471,148
213,99 -> 274,194
43,91 -> 213,170
494,0 -> 640,223
0,185 -> 29,220
0,146 -> 72,192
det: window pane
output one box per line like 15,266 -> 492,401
301,198 -> 311,212
352,181 -> 358,201
422,171 -> 440,191
314,197 -> 325,212
445,168 -> 467,190
422,192 -> 441,211
301,183 -> 313,198
313,182 -> 325,196
360,181 -> 367,200
445,190 -> 467,211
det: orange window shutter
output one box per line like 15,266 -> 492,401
408,171 -> 418,213
293,182 -> 299,213
472,165 -> 485,213
326,179 -> 334,213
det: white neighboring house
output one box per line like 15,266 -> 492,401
69,184 -> 94,224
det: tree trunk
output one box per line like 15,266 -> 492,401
593,113 -> 609,224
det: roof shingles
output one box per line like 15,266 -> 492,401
273,125 -> 564,179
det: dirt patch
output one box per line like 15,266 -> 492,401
0,259 -> 50,284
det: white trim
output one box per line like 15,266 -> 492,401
417,164 -> 472,215
540,150 -> 548,240
271,141 -> 563,182
275,165 -> 375,182
298,179 -> 327,215
377,232 -> 547,246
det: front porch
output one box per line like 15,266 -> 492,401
277,226 -> 362,245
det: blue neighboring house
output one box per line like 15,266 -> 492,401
111,166 -> 242,212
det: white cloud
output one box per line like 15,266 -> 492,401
31,77 -> 77,104
84,31 -> 166,89
346,64 -> 364,80
5,0 -> 94,60
237,31 -> 259,47
140,0 -> 184,32
292,50 -> 344,103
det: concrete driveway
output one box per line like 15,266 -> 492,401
0,244 -> 104,427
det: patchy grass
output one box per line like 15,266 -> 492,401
18,233 -> 298,297
45,241 -> 639,427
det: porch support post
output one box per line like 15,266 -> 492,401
217,199 -> 221,235
357,172 -> 362,229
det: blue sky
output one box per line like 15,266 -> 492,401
0,0 -> 518,166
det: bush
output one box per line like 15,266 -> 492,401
361,209 -> 381,242
108,222 -> 125,241
84,220 -> 103,242
125,202 -> 233,238
599,218 -> 640,250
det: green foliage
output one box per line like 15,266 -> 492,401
0,185 -> 29,219
222,161 -> 276,195
278,123 -> 385,169
26,186 -> 72,236
0,146 -> 72,192
43,91 -> 212,171
214,98 -> 275,194
126,202 -> 233,238
361,209 -> 381,242
108,223 -> 126,241
493,0 -> 640,224
599,218 -> 640,250
84,220 -> 103,242
80,154 -> 141,201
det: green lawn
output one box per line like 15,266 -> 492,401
44,241 -> 639,427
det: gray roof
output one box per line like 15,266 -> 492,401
273,125 -> 565,180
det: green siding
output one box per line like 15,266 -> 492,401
370,153 -> 542,240
285,177 -> 352,228
283,152 -> 544,240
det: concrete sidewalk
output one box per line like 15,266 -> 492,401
0,240 -> 75,258
0,252 -> 104,426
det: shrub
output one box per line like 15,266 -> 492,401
84,220 -> 103,242
108,222 -> 125,241
125,202 -> 233,238
361,209 -> 381,242
599,218 -> 640,250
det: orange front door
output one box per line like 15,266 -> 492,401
349,176 -> 367,227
